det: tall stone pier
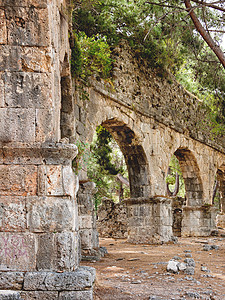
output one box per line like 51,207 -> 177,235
0,0 -> 95,299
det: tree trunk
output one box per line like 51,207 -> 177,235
184,0 -> 225,69
167,172 -> 180,197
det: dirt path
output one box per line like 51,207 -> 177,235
81,236 -> 225,300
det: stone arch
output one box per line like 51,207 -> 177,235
216,164 -> 225,213
174,148 -> 203,207
101,118 -> 150,198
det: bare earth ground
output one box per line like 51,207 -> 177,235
81,234 -> 225,300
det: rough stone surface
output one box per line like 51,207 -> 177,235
167,260 -> 179,273
0,272 -> 24,290
0,233 -> 36,271
97,198 -> 128,239
24,267 -> 96,291
58,291 -> 93,300
20,291 -> 58,300
0,291 -> 22,300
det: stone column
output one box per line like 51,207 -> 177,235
77,181 -> 101,261
0,0 -> 95,299
182,205 -> 217,237
125,197 -> 173,244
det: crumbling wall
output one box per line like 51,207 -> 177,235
77,181 -> 100,261
97,198 -> 128,239
0,0 -> 95,299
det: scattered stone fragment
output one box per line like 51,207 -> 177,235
211,245 -> 219,250
167,260 -> 179,273
201,266 -> 210,272
184,258 -> 195,267
178,262 -> 187,271
184,250 -> 191,253
185,291 -> 200,298
211,230 -> 219,236
184,276 -> 194,281
203,244 -> 219,251
185,267 -> 195,275
128,258 -> 140,261
185,253 -> 192,258
173,256 -> 182,260
131,280 -> 142,284
99,246 -> 108,257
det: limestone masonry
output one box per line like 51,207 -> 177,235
0,0 -> 225,299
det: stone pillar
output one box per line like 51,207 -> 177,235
182,205 -> 217,237
125,197 -> 173,244
0,0 -> 95,298
77,181 -> 101,261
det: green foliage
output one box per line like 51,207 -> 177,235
72,140 -> 90,174
73,0 -> 225,120
91,125 -> 122,175
166,155 -> 185,198
87,125 -> 130,209
71,31 -> 113,82
71,33 -> 82,77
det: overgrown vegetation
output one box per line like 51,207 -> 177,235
71,0 -> 225,125
87,126 -> 130,209
71,1 -> 225,203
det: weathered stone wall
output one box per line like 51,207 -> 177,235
77,181 -> 100,261
74,42 -> 225,242
97,198 -> 128,239
0,0 -> 95,298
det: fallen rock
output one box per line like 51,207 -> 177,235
185,266 -> 195,275
167,260 -> 179,273
178,262 -> 187,271
184,258 -> 195,267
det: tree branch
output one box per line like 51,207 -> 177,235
190,0 -> 225,12
184,0 -> 225,69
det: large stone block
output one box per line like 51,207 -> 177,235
0,196 -> 26,231
36,233 -> 55,271
0,272 -> 24,290
24,267 -> 96,291
35,108 -> 55,143
0,108 -> 35,142
0,165 -> 37,196
59,291 -> 93,300
20,291 -> 58,300
62,166 -> 77,197
3,72 -> 53,108
0,233 -> 36,271
5,7 -> 50,46
79,229 -> 93,249
36,232 -> 79,272
0,291 -> 22,300
46,165 -> 63,196
0,9 -> 7,44
54,232 -> 79,271
27,196 -> 75,232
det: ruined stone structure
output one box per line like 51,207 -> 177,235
1,0 -> 225,298
97,198 -> 128,239
75,43 -> 225,248
0,0 -> 95,299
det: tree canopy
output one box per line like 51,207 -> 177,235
72,0 -> 225,121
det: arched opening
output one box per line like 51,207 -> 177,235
215,165 -> 225,228
174,148 -> 203,207
77,118 -> 150,258
101,118 -> 150,198
166,154 -> 186,237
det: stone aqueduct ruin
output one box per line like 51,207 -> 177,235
1,0 -> 225,298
